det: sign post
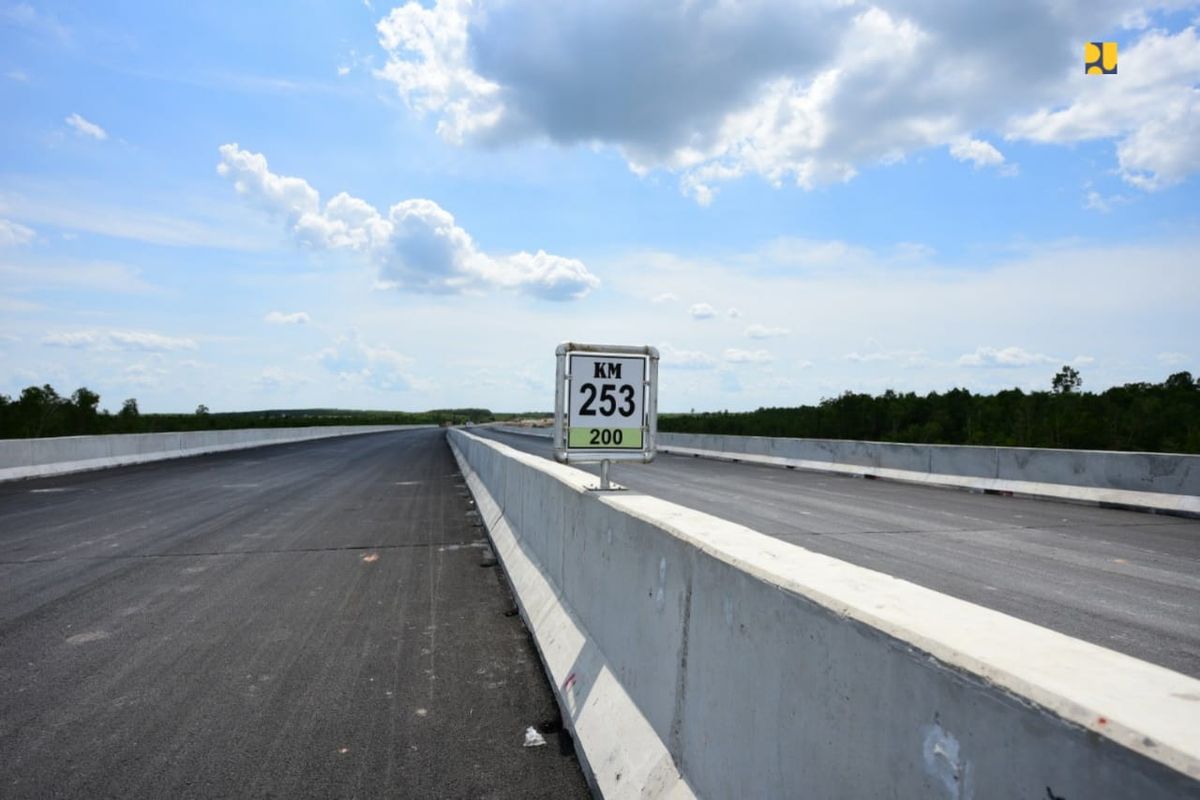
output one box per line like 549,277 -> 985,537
553,343 -> 658,489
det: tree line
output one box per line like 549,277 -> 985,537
0,384 -> 498,438
660,369 -> 1200,454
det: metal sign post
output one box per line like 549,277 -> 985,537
553,343 -> 659,490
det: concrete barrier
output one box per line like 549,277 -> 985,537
0,426 -> 430,482
651,433 -> 1200,516
449,428 -> 1200,799
489,425 -> 1200,515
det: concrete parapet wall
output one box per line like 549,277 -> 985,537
656,432 -> 1200,495
450,428 -> 1200,799
487,426 -> 1200,516
0,426 -> 428,482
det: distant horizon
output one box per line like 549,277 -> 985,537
4,366 -> 1192,417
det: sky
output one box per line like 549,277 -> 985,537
1,0 -> 1198,413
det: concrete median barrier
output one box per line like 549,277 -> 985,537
654,433 -> 1200,516
450,428 -> 1200,799
0,426 -> 430,482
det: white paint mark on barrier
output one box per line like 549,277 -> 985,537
922,722 -> 973,800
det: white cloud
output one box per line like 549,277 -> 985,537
218,144 -> 598,299
651,292 -> 678,304
0,218 -> 35,246
1008,26 -> 1200,191
1084,189 -> 1129,213
373,1 -> 1200,200
844,348 -> 932,368
948,137 -> 1006,169
121,363 -> 168,388
2,3 -> 70,42
316,331 -> 427,391
689,302 -> 716,319
956,346 -> 1058,368
42,329 -> 198,352
336,65 -> 351,77
659,343 -> 716,370
257,367 -> 311,390
5,69 -> 28,82
726,307 -> 741,318
0,185 -> 271,250
745,324 -> 789,339
264,310 -> 311,325
1157,352 -> 1189,366
0,258 -> 156,294
65,112 -> 107,140
724,348 -> 773,364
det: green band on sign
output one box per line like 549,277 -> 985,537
568,427 -> 643,449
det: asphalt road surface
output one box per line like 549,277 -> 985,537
0,429 -> 589,799
475,428 -> 1200,679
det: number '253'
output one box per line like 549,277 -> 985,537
578,383 -> 635,417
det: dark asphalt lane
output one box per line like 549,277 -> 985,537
475,428 -> 1200,679
0,429 -> 589,799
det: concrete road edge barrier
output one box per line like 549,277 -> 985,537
451,428 -> 1200,798
489,427 -> 1200,517
0,426 -> 432,483
448,430 -> 695,799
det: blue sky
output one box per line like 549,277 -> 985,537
2,1 -> 1198,412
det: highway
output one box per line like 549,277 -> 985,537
474,428 -> 1200,679
0,429 -> 589,799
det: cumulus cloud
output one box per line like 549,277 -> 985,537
264,311 -> 311,325
659,343 -> 716,370
724,348 -> 773,364
217,144 -> 598,299
745,324 -> 789,339
651,292 -> 679,304
65,112 -> 107,140
374,1 -> 1200,199
42,329 -> 197,352
956,346 -> 1057,367
316,331 -> 425,390
1007,26 -> 1200,190
948,137 -> 1007,170
0,218 -> 35,246
689,302 -> 716,319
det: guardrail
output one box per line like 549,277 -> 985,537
450,427 -> 1200,799
0,426 -> 431,482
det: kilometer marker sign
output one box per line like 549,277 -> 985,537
554,343 -> 659,465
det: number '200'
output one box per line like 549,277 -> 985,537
588,429 -> 623,446
578,383 -> 635,417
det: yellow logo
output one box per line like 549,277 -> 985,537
1085,42 -> 1117,74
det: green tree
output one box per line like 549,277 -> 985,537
17,385 -> 65,437
1052,365 -> 1082,394
68,387 -> 102,434
1164,371 -> 1196,391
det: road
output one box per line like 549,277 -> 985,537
475,428 -> 1200,679
0,429 -> 589,799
